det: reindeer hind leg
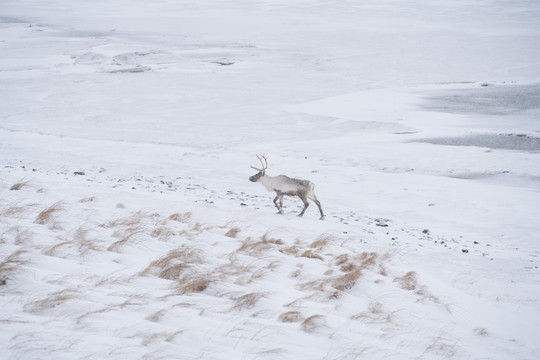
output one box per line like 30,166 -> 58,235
309,192 -> 325,220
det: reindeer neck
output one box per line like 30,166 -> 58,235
258,174 -> 282,192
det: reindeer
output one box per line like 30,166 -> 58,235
249,155 -> 324,220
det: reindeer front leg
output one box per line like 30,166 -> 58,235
273,192 -> 284,214
298,194 -> 309,217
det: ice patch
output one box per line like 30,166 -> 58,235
422,83 -> 540,116
415,133 -> 540,153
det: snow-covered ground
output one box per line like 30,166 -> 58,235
1,1 -> 539,359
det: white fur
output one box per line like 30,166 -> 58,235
258,174 -> 313,195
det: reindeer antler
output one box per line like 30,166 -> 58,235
250,154 -> 268,172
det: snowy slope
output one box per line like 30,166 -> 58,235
1,0 -> 540,359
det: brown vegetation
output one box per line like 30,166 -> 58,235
395,271 -> 419,291
332,269 -> 362,291
225,227 -> 240,238
175,275 -> 212,295
301,315 -> 325,332
231,292 -> 265,310
278,311 -> 304,323
10,180 -> 30,191
300,250 -> 323,261
141,247 -> 203,280
34,202 -> 64,225
0,249 -> 28,284
236,235 -> 283,256
309,234 -> 332,249
168,212 -> 192,223
25,288 -> 79,314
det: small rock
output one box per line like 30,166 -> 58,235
74,171 -> 85,176
462,249 -> 469,253
212,58 -> 234,66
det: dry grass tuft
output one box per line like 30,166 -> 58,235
298,278 -> 329,292
355,252 -> 379,268
351,301 -> 383,321
1,204 -> 30,217
473,328 -> 488,336
231,292 -> 265,310
225,227 -> 240,238
176,275 -> 212,295
0,249 -> 28,284
77,297 -> 145,324
339,263 -> 356,272
10,227 -> 34,245
424,337 -> 457,358
416,292 -> 441,304
73,227 -> 102,255
309,234 -> 332,249
395,271 -> 419,291
158,263 -> 190,280
300,250 -> 323,261
378,264 -> 388,276
351,300 -> 400,324
76,307 -> 112,324
43,241 -> 72,257
280,245 -> 300,256
151,226 -> 174,241
10,180 -> 30,191
301,315 -> 326,332
260,233 -> 284,245
101,212 -> 145,229
332,269 -> 362,291
352,302 -> 381,322
278,311 -> 304,323
34,202 -> 64,225
141,247 -> 203,280
107,231 -> 143,252
216,260 -> 254,281
336,252 -> 381,274
25,289 -> 79,314
94,274 -> 135,287
236,235 -> 283,255
290,268 -> 302,278
168,212 -> 192,223
335,254 -> 349,266
146,309 -> 167,322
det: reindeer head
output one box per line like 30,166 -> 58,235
249,154 -> 268,182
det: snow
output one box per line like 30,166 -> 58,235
1,0 -> 539,359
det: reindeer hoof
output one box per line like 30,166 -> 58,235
319,216 -> 325,220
